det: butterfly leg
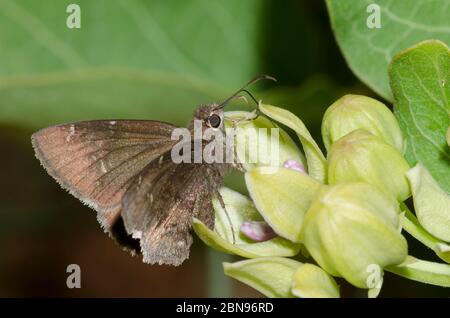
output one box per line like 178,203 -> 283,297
225,118 -> 248,172
232,143 -> 245,173
214,189 -> 236,245
204,168 -> 237,245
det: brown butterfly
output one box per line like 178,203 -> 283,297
31,75 -> 275,266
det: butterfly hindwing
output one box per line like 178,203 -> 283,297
122,151 -> 227,265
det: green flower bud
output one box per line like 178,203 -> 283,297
225,111 -> 305,171
291,263 -> 340,298
245,166 -> 321,243
193,187 -> 301,258
328,129 -> 410,201
301,183 -> 408,289
259,104 -> 327,183
223,257 -> 303,298
322,95 -> 404,152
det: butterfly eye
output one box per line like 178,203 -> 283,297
208,114 -> 221,128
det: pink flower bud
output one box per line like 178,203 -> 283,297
283,159 -> 306,173
240,221 -> 277,242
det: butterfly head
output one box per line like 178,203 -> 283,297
193,104 -> 224,130
191,75 -> 277,132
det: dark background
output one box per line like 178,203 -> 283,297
0,0 -> 447,297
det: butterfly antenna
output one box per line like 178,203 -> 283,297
224,94 -> 249,106
239,89 -> 258,106
215,74 -> 277,110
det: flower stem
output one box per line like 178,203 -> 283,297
385,203 -> 450,286
399,202 -> 450,263
386,256 -> 450,287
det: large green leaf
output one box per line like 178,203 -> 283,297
0,0 -> 263,127
390,40 -> 450,193
326,0 -> 450,101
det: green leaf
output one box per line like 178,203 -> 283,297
291,263 -> 340,298
192,187 -> 301,258
326,0 -> 450,101
447,126 -> 450,146
245,167 -> 321,243
259,104 -> 327,183
0,0 -> 263,127
223,257 -> 303,298
390,40 -> 450,193
386,256 -> 450,287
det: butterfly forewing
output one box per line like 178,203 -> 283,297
32,120 -> 177,230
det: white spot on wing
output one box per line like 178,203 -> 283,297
109,121 -> 116,125
132,231 -> 142,239
66,124 -> 75,142
100,160 -> 107,173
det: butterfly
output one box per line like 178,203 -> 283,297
31,75 -> 275,266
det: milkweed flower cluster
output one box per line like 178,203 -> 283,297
193,95 -> 450,298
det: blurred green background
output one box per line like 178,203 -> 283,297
0,0 -> 446,297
